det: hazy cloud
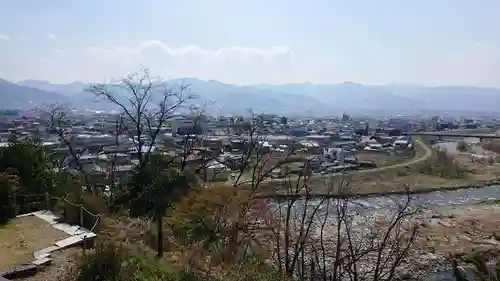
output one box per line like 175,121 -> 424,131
2,39 -> 498,87
85,41 -> 292,58
46,33 -> 56,40
0,40 -> 298,84
474,41 -> 491,50
53,49 -> 66,55
79,41 -> 296,83
0,34 -> 10,41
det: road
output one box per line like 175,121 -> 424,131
406,128 -> 500,139
232,138 -> 433,186
353,138 -> 432,174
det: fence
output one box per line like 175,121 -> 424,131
14,193 -> 101,244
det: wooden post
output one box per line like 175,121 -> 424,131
45,193 -> 50,211
80,204 -> 86,252
13,193 -> 18,216
79,204 -> 84,227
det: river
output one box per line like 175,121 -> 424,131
278,137 -> 499,281
359,184 -> 500,281
294,184 -> 500,281
359,184 -> 500,210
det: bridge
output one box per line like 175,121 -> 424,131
403,131 -> 500,141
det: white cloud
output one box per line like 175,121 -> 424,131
474,41 -> 490,50
73,41 -> 296,84
0,34 -> 10,41
47,33 -> 56,40
3,39 -> 499,87
84,40 -> 292,58
0,40 -> 300,84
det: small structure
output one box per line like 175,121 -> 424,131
203,160 -> 230,182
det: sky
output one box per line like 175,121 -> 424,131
0,0 -> 499,86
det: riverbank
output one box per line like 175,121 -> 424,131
252,136 -> 500,198
415,203 -> 500,265
259,180 -> 500,199
247,137 -> 432,192
393,202 -> 500,280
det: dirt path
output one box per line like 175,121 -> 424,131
354,138 -> 432,174
244,137 -> 433,185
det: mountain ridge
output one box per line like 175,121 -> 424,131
0,78 -> 69,109
3,78 -> 500,115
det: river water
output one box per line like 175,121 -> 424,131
297,184 -> 500,281
359,184 -> 500,281
359,184 -> 500,210
285,137 -> 499,280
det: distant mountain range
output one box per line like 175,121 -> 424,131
0,79 -> 69,109
2,78 -> 500,116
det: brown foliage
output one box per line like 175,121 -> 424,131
457,141 -> 469,152
483,141 -> 500,154
418,149 -> 468,178
167,185 -> 275,272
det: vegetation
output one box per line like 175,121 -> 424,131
0,172 -> 18,224
0,135 -> 62,214
483,141 -> 500,154
3,68 -> 499,281
452,253 -> 500,281
456,140 -> 469,152
418,149 -> 468,179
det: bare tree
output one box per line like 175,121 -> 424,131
86,67 -> 194,170
168,116 -> 317,267
85,68 -> 201,257
106,113 -> 126,206
164,109 -> 423,280
269,177 -> 420,281
38,103 -> 94,196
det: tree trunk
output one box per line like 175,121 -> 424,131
157,215 -> 164,258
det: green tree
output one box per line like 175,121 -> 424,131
0,135 -> 58,212
123,154 -> 190,257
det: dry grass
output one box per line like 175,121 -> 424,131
0,216 -> 69,270
356,151 -> 408,167
322,141 -> 500,195
247,138 -> 500,196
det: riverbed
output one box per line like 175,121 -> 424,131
360,184 -> 500,210
285,184 -> 500,281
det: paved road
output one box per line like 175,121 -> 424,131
353,138 -> 432,174
233,138 -> 433,186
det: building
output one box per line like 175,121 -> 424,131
172,116 -> 207,136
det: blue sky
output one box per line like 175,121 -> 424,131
0,0 -> 499,86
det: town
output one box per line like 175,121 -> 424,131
0,109 -> 495,187
2,1 -> 500,279
3,102 -> 500,281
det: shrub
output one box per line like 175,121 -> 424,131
56,192 -> 108,231
418,149 -> 468,178
452,253 -> 500,281
61,240 -> 210,281
64,241 -> 134,281
457,141 -> 469,152
483,141 -> 500,154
